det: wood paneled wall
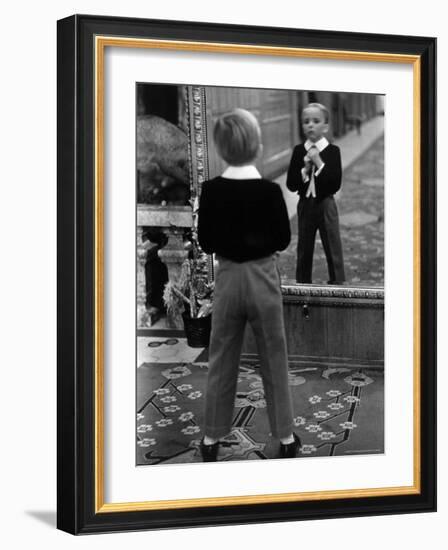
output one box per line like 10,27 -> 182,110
242,294 -> 384,368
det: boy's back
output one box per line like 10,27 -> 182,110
198,176 -> 291,262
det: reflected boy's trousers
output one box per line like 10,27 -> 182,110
204,254 -> 294,440
296,196 -> 345,284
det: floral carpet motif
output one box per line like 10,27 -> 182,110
137,347 -> 384,465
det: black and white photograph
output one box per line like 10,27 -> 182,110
136,83 -> 385,465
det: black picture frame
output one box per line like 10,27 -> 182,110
57,14 -> 436,534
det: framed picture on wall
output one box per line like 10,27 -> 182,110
57,14 -> 436,534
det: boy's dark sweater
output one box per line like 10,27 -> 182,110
198,176 -> 291,263
286,143 -> 342,201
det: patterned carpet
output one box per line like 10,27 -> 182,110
137,337 -> 384,465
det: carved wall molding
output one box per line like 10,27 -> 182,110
187,85 -> 209,201
282,283 -> 384,304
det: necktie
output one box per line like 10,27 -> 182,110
306,163 -> 316,198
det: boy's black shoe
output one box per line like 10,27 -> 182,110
279,433 -> 301,459
200,438 -> 219,462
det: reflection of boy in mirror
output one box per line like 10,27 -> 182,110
197,108 -> 300,461
286,103 -> 345,284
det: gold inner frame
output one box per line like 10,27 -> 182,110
94,36 -> 421,513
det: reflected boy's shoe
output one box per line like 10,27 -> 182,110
200,438 -> 219,462
279,433 -> 301,459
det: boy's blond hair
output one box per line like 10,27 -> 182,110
213,108 -> 261,166
303,102 -> 330,123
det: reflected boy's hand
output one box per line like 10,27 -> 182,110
303,154 -> 312,172
307,146 -> 323,169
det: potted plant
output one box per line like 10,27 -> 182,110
163,211 -> 213,347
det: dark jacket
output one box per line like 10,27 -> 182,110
198,176 -> 291,262
286,143 -> 342,201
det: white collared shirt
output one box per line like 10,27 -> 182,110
304,136 -> 329,153
222,164 -> 262,180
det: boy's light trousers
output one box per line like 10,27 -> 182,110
204,254 -> 294,439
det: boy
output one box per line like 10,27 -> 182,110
286,102 -> 345,284
197,108 -> 300,461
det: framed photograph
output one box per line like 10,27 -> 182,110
57,14 -> 436,534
